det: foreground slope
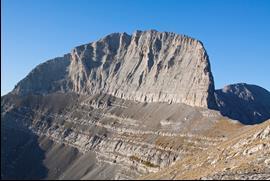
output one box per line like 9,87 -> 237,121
142,120 -> 270,180
1,92 -> 236,179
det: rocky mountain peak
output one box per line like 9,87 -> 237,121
215,83 -> 270,124
12,30 -> 217,108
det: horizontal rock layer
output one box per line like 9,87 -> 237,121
1,92 -> 227,179
142,120 -> 270,180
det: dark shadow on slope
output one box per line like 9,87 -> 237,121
215,83 -> 270,125
1,92 -> 80,180
1,127 -> 48,179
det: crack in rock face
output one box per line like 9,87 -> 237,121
12,30 -> 217,109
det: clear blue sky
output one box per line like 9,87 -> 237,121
2,0 -> 270,95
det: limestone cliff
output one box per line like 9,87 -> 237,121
13,30 -> 217,108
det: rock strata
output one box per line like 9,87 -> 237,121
13,30 -> 217,108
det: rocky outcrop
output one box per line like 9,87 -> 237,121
215,83 -> 270,124
1,92 -> 229,179
142,120 -> 270,180
13,54 -> 71,96
13,30 -> 217,108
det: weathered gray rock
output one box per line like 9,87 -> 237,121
1,92 -> 224,180
215,83 -> 270,124
13,54 -> 71,95
13,30 -> 217,108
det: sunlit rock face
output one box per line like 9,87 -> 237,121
13,30 -> 217,109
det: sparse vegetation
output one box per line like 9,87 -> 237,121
130,155 -> 159,168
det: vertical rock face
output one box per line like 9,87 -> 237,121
13,30 -> 217,108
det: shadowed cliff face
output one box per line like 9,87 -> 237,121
12,30 -> 217,109
215,83 -> 270,125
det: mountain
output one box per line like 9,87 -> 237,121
215,83 -> 270,124
13,30 -> 217,109
1,30 -> 269,180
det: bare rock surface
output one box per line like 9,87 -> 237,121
1,92 -> 233,180
142,120 -> 270,180
215,83 -> 270,124
13,30 -> 217,108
